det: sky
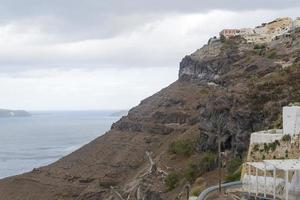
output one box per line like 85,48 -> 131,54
0,1 -> 300,110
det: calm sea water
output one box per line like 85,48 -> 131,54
0,111 -> 120,179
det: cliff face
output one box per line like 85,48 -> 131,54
0,29 -> 299,200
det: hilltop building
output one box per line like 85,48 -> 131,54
219,17 -> 300,44
219,29 -> 240,38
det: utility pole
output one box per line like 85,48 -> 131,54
209,108 -> 227,195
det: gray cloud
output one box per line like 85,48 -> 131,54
0,0 -> 299,39
0,1 -> 300,110
0,1 -> 299,74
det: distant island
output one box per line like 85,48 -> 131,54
0,109 -> 31,118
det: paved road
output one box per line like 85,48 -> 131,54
197,181 -> 242,200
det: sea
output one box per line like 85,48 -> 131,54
0,111 -> 121,179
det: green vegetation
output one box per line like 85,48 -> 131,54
169,139 -> 194,156
282,134 -> 291,142
263,141 -> 279,152
226,157 -> 243,175
98,181 -> 117,188
253,144 -> 259,152
254,44 -> 266,50
185,152 -> 217,182
285,150 -> 289,158
224,157 -> 243,182
165,172 -> 179,191
272,114 -> 283,129
225,171 -> 241,182
191,186 -> 203,196
220,34 -> 226,43
289,102 -> 300,106
269,142 -> 277,151
267,50 -> 278,59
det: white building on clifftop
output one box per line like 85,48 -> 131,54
219,17 -> 300,44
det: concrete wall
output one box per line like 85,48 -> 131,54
283,106 -> 300,135
242,174 -> 285,196
250,130 -> 283,144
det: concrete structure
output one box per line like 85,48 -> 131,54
250,129 -> 283,144
243,106 -> 300,199
244,160 -> 300,200
283,106 -> 300,136
219,29 -> 240,38
249,106 -> 300,145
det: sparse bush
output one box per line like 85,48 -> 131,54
185,162 -> 199,183
269,142 -> 277,151
165,172 -> 179,191
254,44 -> 266,50
263,141 -> 278,152
98,181 -> 117,188
253,144 -> 259,152
224,157 -> 242,182
267,51 -> 278,59
225,171 -> 241,182
282,134 -> 291,142
191,186 -> 204,196
185,152 -> 217,182
285,150 -> 289,158
226,157 -> 243,175
273,114 -> 283,129
220,35 -> 226,43
263,143 -> 268,152
169,139 -> 194,156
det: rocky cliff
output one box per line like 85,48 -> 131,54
0,28 -> 299,200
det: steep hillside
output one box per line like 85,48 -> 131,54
0,28 -> 299,200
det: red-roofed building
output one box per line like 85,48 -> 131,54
219,29 -> 240,38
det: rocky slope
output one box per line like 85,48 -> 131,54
0,28 -> 299,200
0,109 -> 30,117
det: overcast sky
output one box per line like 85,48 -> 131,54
0,1 -> 300,110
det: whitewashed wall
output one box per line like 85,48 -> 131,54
250,130 -> 283,144
283,106 -> 300,136
242,175 -> 286,197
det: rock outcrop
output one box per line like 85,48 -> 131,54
0,26 -> 299,200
